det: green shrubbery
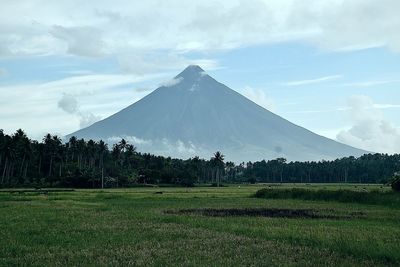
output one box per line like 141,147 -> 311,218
391,172 -> 400,192
255,188 -> 400,207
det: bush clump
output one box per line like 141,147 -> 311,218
254,188 -> 400,207
391,173 -> 400,192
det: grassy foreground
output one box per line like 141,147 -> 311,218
0,184 -> 399,266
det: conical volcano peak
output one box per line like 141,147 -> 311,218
69,64 -> 367,162
184,65 -> 204,73
176,65 -> 206,80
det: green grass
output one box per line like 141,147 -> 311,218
0,184 -> 399,266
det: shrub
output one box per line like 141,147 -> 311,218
391,172 -> 400,192
247,177 -> 257,184
254,188 -> 400,207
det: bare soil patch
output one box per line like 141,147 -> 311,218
165,208 -> 364,219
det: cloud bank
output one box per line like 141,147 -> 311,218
0,73 -> 160,139
1,0 -> 400,62
106,135 -> 203,159
337,95 -> 400,154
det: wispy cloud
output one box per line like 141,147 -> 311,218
286,103 -> 400,114
374,104 -> 400,109
286,108 -> 347,114
341,79 -> 400,87
283,75 -> 342,86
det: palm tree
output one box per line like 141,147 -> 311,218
43,134 -> 53,177
225,161 -> 235,180
276,157 -> 287,183
118,139 -> 127,153
20,137 -> 32,181
125,144 -> 136,168
87,139 -> 96,170
211,151 -> 225,187
1,135 -> 13,184
98,140 -> 108,189
0,130 -> 5,178
42,134 -> 62,178
68,136 -> 77,163
76,139 -> 86,169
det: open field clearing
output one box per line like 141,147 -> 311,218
0,184 -> 399,266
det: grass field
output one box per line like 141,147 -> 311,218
0,184 -> 399,266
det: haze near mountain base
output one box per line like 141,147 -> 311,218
68,65 -> 367,162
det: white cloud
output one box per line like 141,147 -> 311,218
241,86 -> 275,111
337,95 -> 400,154
374,104 -> 400,109
283,75 -> 342,86
0,68 -> 8,77
107,135 -> 152,145
162,139 -> 198,155
78,111 -> 101,128
57,93 -> 102,128
285,103 -> 400,115
341,79 -> 400,88
117,52 -> 219,75
50,25 -> 105,57
160,77 -> 183,87
1,0 -> 400,61
286,107 -> 347,114
106,135 -> 201,158
58,93 -> 79,114
200,71 -> 208,77
0,72 -> 164,139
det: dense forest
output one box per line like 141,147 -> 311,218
0,129 -> 399,188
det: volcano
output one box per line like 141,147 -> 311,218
68,65 -> 366,162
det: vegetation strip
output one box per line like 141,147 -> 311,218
1,129 -> 400,188
255,188 -> 400,207
165,207 -> 364,219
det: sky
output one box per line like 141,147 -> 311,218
0,0 -> 400,154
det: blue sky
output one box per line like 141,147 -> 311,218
0,0 -> 400,153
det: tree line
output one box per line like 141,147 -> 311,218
0,129 -> 399,188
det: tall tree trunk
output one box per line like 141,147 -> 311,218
101,167 -> 104,189
217,168 -> 220,187
24,161 -> 28,181
19,155 -> 26,177
9,162 -> 14,181
38,156 -> 42,177
1,157 -> 8,184
48,156 -> 53,177
7,162 -> 14,183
